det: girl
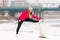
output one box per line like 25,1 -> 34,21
16,7 -> 40,34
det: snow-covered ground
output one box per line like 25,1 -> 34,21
0,19 -> 60,40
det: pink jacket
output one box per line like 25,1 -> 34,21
19,10 -> 41,21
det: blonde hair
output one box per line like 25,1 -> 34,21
29,6 -> 33,11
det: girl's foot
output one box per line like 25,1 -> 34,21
39,36 -> 46,38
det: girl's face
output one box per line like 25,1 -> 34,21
29,10 -> 33,15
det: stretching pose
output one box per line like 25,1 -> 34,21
16,7 -> 40,34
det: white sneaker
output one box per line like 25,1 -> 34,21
39,34 -> 47,38
39,36 -> 46,38
16,33 -> 19,37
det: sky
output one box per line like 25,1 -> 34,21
0,0 -> 60,7
26,0 -> 60,3
26,0 -> 60,8
0,0 -> 60,4
0,0 -> 60,3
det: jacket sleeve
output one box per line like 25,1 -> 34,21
32,14 -> 41,21
18,12 -> 23,20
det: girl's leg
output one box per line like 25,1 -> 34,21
16,20 -> 23,34
39,22 -> 46,38
25,18 -> 39,23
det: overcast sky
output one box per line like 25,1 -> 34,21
26,0 -> 60,3
0,0 -> 60,3
0,0 -> 60,7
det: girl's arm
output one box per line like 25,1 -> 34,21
32,14 -> 41,21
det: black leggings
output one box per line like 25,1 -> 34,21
16,18 -> 39,34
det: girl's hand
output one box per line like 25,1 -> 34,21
39,19 -> 43,24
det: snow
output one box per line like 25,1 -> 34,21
0,19 -> 60,40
